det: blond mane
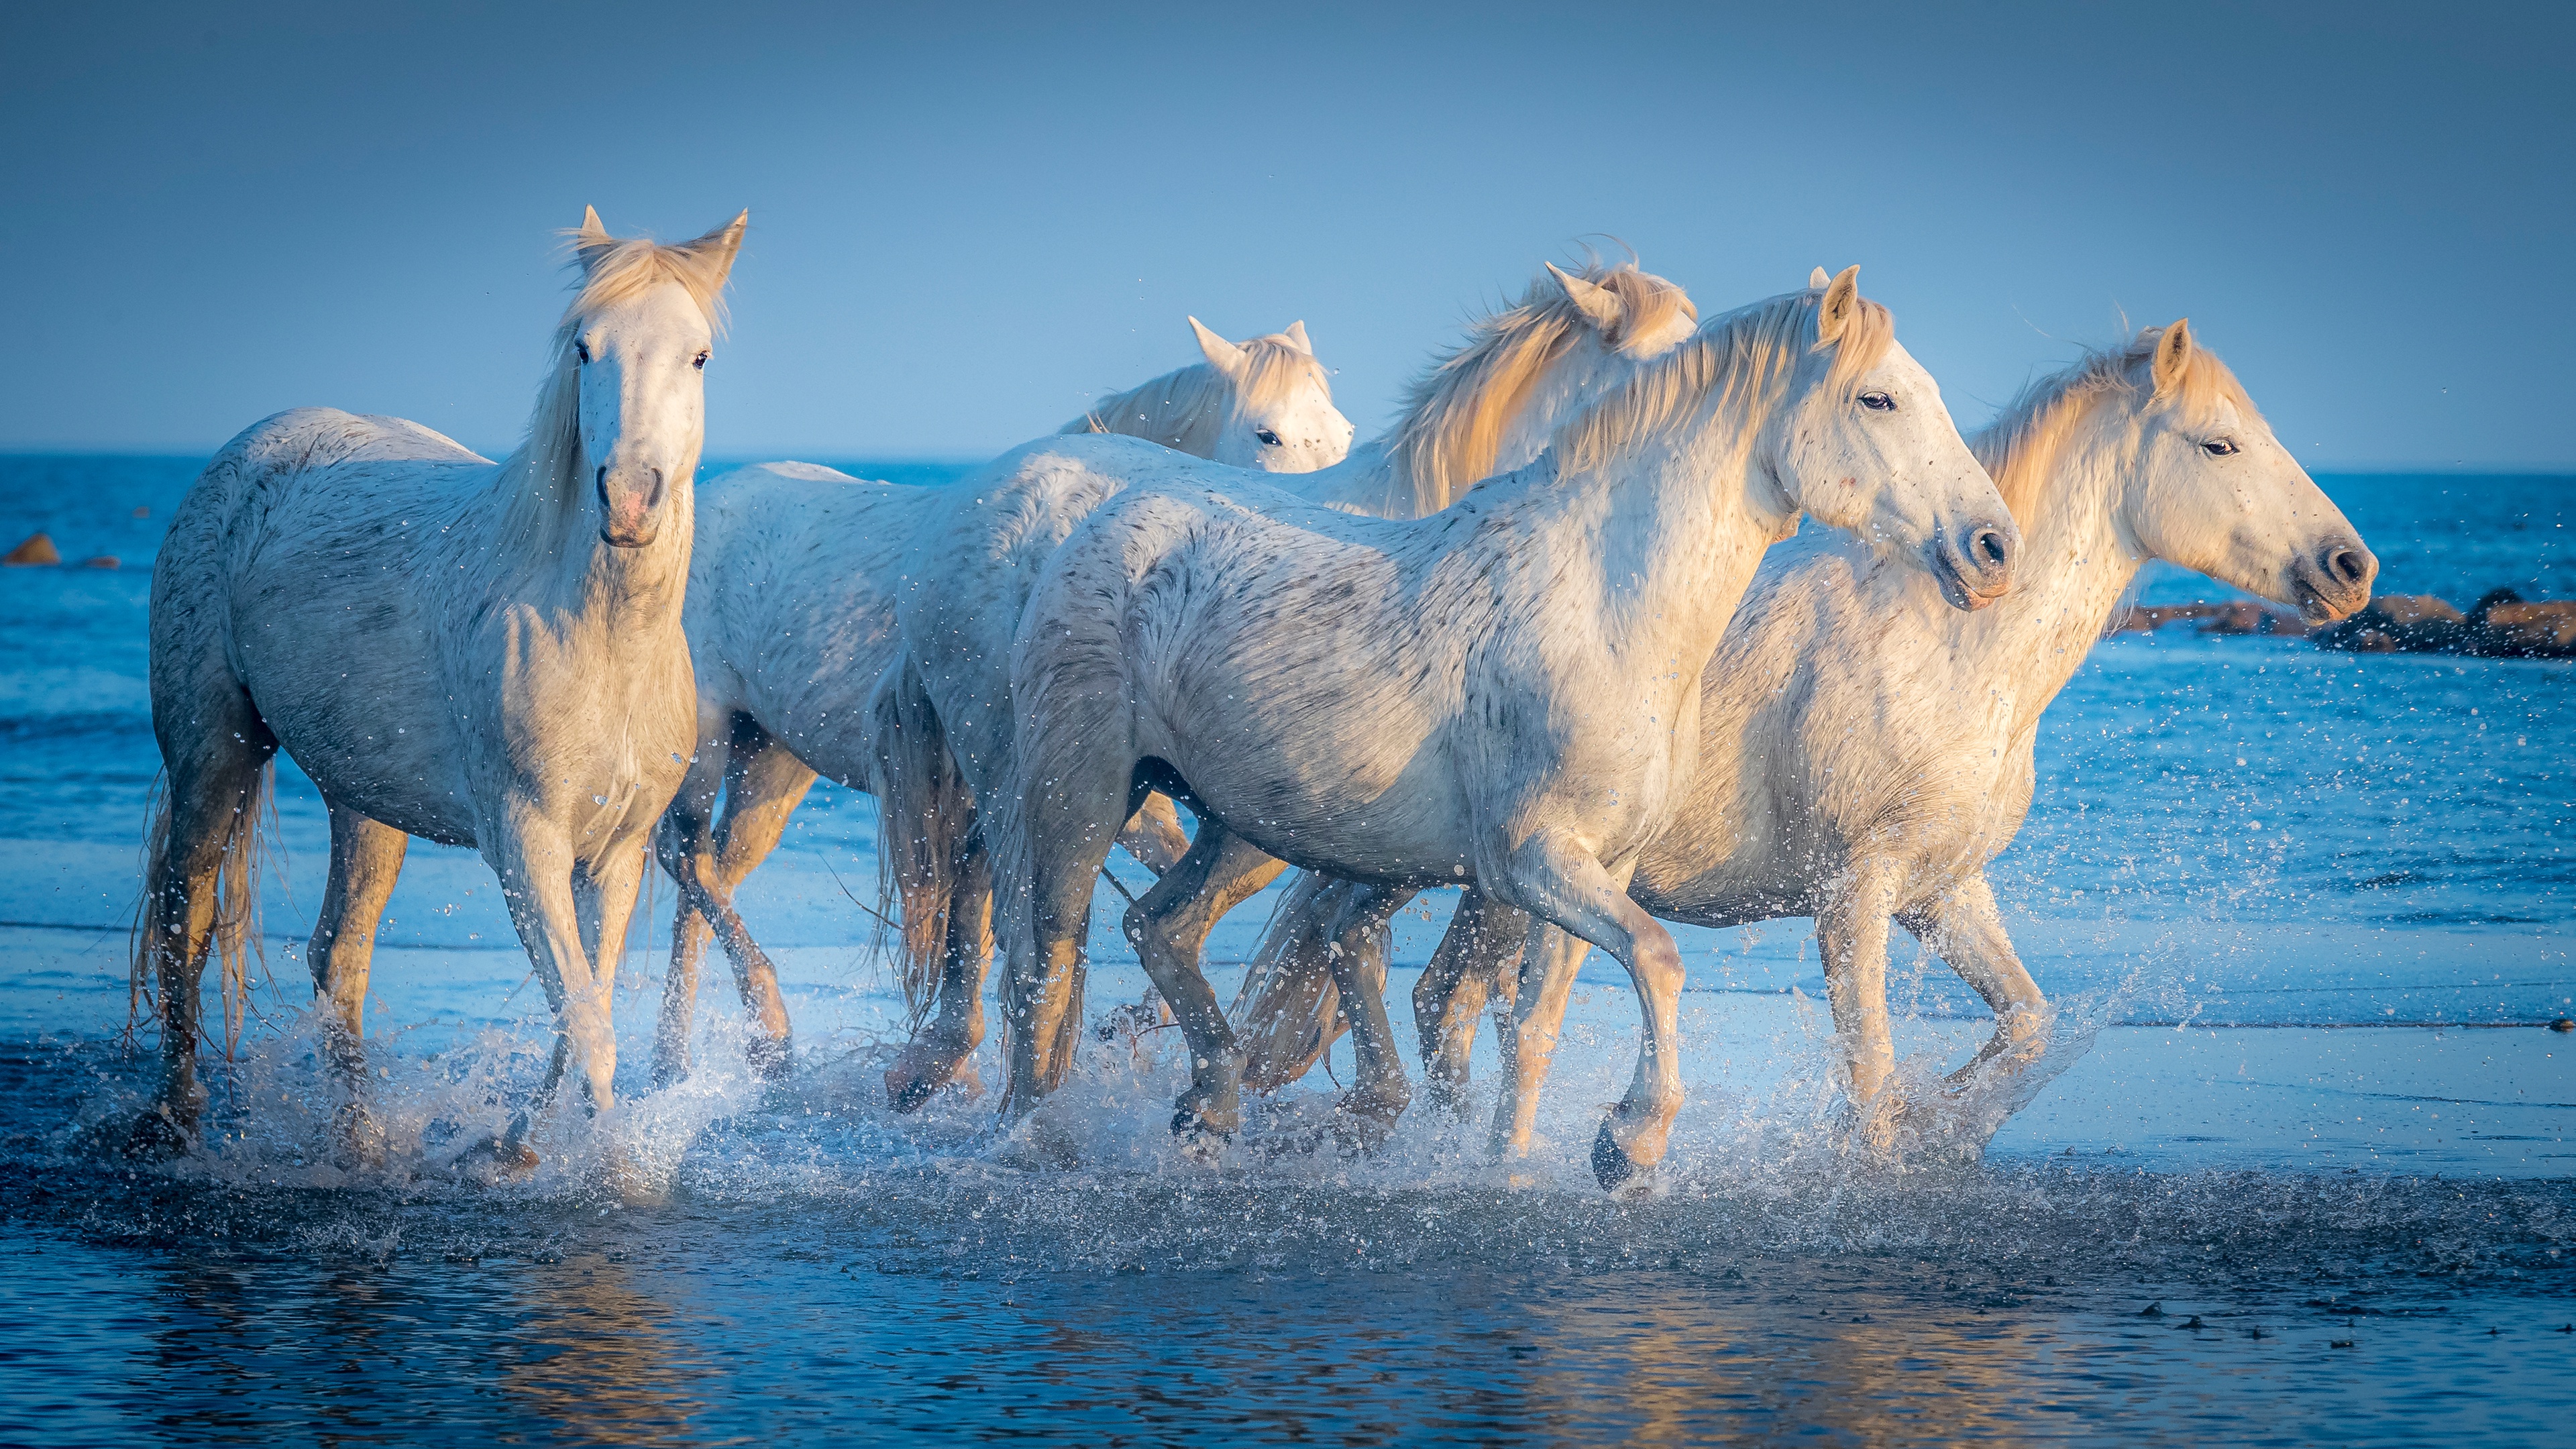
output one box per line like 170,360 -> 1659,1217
500,225 -> 740,547
1067,334 -> 1327,455
1976,325 -> 2256,527
1373,262 -> 1697,517
1550,283 -> 1894,479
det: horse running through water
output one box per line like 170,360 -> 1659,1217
1236,318 -> 2377,1159
989,270 -> 2017,1187
649,317 -> 1352,1085
124,209 -> 745,1162
877,262 -> 1703,1111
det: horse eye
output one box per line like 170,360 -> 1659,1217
2202,439 -> 2239,457
693,352 -> 710,371
1255,428 -> 1282,446
574,341 -> 591,365
1858,391 -> 1895,411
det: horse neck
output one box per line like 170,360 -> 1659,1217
1504,406 -> 1790,672
1967,411 -> 2144,727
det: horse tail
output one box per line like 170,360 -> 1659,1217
129,754 -> 276,1060
866,655 -> 974,1028
1229,869 -> 1348,1091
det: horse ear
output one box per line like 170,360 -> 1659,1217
572,205 -> 616,274
1189,316 -> 1250,379
1546,262 -> 1623,332
2151,318 -> 2195,397
1816,266 -> 1861,343
1283,319 -> 1313,355
682,211 -> 750,288
1809,266 -> 1831,289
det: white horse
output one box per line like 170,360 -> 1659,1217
122,209 -> 745,1161
989,270 -> 2017,1187
877,261 -> 1704,1110
648,317 -> 1351,1084
1236,319 -> 2378,1159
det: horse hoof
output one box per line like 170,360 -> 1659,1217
97,1106 -> 191,1162
1169,1107 -> 1236,1161
747,1034 -> 794,1082
884,1043 -> 964,1114
1591,1119 -> 1640,1193
452,1136 -> 540,1178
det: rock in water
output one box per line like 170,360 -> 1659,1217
3,532 -> 60,566
2462,588 -> 2576,658
2312,594 -> 2464,653
80,556 -> 119,570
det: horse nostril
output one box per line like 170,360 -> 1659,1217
2325,546 -> 2366,586
1972,526 -> 2010,570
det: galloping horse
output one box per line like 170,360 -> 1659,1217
877,261 -> 1703,1111
649,317 -> 1351,1084
126,209 -> 744,1161
991,270 -> 2016,1187
1235,319 -> 2377,1157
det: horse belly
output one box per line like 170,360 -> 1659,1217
226,551 -> 478,843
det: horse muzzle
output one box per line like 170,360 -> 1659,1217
1931,517 -> 2018,612
596,464 -> 667,549
2290,535 -> 2376,623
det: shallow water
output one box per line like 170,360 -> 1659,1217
1,458 -> 2571,1444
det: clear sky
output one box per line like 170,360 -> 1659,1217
3,1 -> 2569,466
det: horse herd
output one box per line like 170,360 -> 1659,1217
119,209 -> 2378,1190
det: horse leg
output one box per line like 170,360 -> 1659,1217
696,725 -> 812,1077
484,816 -> 614,1160
1415,886 -> 1530,1114
1316,883 -> 1413,1135
1487,917 -> 1591,1160
649,710 -> 731,1086
1900,872 -> 2049,1091
1487,830 -> 1681,1190
1818,867 -> 1901,1152
1114,792 -> 1191,876
307,801 -> 407,1159
1000,757 -> 1130,1118
1119,824 -> 1285,1147
125,716 -> 276,1157
888,829 -> 993,1111
1230,871 -> 1355,1093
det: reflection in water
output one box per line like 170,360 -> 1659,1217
7,1180 -> 2572,1446
501,1255 -> 712,1444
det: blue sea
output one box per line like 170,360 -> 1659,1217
0,456 -> 2569,1445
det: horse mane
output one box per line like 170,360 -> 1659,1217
1550,283 -> 1893,479
498,231 -> 738,548
1976,325 -> 2256,527
1068,333 -> 1326,454
1371,262 -> 1697,518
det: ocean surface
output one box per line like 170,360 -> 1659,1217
0,455 -> 2570,1445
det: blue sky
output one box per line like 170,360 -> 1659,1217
3,1 -> 2569,466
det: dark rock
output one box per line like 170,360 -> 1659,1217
2198,600 -> 2308,637
2463,589 -> 2576,658
2313,594 -> 2465,653
80,555 -> 119,570
2549,1018 -> 2573,1033
3,531 -> 60,566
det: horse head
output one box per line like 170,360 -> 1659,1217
1187,316 -> 1354,472
1766,267 -> 2018,610
2108,320 -> 2375,623
562,207 -> 746,548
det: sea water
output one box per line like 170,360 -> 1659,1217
0,457 -> 2568,1444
